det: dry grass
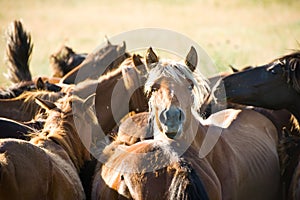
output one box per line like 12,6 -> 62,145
0,0 -> 299,85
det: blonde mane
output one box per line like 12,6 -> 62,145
144,59 -> 210,111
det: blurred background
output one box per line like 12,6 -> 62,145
0,0 -> 299,85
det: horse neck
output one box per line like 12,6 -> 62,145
0,99 -> 37,121
34,113 -> 89,171
182,114 -> 208,151
95,70 -> 132,134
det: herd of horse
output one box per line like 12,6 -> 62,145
0,19 -> 300,200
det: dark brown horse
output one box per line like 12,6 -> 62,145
60,40 -> 130,84
50,45 -> 87,78
0,94 -> 97,199
0,90 -> 65,122
0,117 -> 34,140
215,51 -> 300,120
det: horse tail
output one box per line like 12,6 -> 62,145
5,20 -> 33,83
168,160 -> 209,200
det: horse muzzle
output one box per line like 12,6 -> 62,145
159,106 -> 185,139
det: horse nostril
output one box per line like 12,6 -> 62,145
159,108 -> 185,125
159,108 -> 167,124
178,109 -> 185,122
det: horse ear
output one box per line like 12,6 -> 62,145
185,46 -> 197,72
133,54 -> 143,67
82,94 -> 95,110
104,35 -> 111,46
229,65 -> 239,73
36,77 -> 45,90
117,41 -> 126,53
146,47 -> 158,68
132,54 -> 147,74
35,97 -> 57,111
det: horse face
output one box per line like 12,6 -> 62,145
149,76 -> 193,139
215,61 -> 299,109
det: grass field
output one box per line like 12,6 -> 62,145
0,0 -> 299,85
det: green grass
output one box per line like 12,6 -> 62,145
0,0 -> 299,85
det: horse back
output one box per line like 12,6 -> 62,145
0,139 -> 85,200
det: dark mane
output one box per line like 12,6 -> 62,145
0,81 -> 37,99
275,51 -> 300,93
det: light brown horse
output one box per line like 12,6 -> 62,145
91,47 -> 213,200
73,53 -> 148,136
0,94 -> 97,200
96,47 -> 282,200
146,48 -> 282,199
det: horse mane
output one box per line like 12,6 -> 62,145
0,81 -> 35,99
168,158 -> 209,200
274,51 -> 300,93
277,114 -> 300,192
99,139 -> 209,199
31,94 -> 97,171
144,59 -> 210,111
18,90 -> 65,118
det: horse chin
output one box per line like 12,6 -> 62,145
165,132 -> 179,139
163,125 -> 183,139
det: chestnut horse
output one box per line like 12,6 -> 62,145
0,94 -> 97,199
73,53 -> 148,136
101,47 -> 281,199
214,51 -> 300,200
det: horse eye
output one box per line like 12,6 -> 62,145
151,87 -> 157,92
271,69 -> 277,74
188,83 -> 194,90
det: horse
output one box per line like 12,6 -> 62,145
0,93 -> 97,199
214,51 -> 300,120
113,48 -> 281,199
60,40 -> 130,84
214,51 -> 300,200
50,44 -> 87,78
0,117 -> 34,140
73,53 -> 149,136
0,90 -> 65,122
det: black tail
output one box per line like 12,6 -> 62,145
5,20 -> 33,83
168,160 -> 209,200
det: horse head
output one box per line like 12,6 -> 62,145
145,47 -> 209,140
215,51 -> 300,111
